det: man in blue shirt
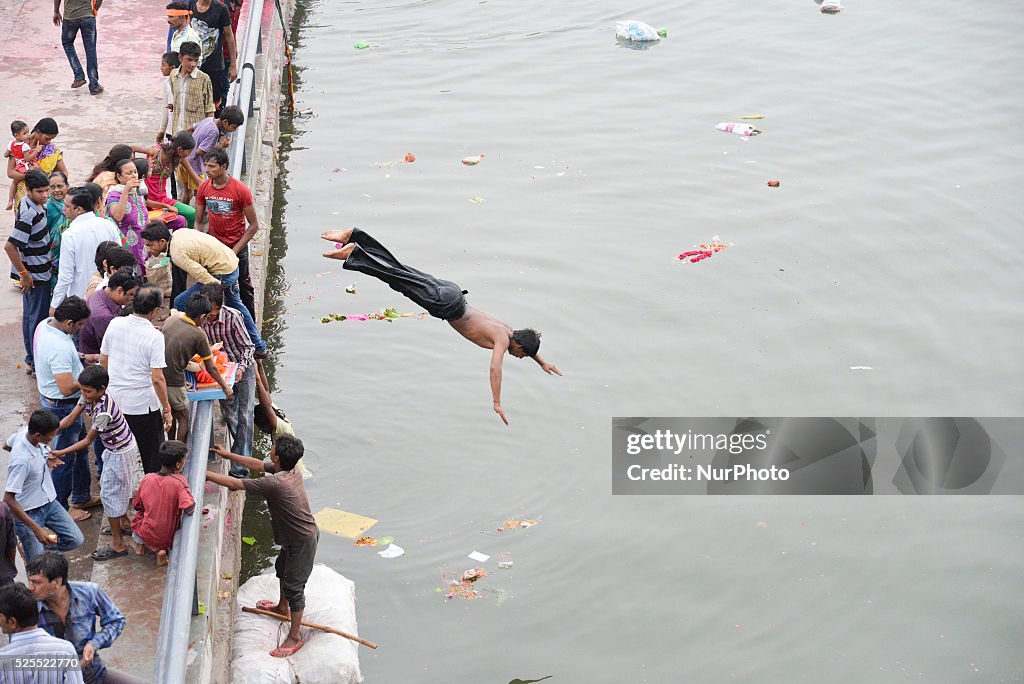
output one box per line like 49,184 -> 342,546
0,581 -> 84,683
28,553 -> 143,684
34,297 -> 100,521
3,411 -> 84,561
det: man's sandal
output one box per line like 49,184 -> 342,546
92,546 -> 129,562
270,641 -> 304,658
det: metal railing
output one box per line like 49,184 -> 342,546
152,0 -> 276,679
152,399 -> 213,683
227,0 -> 268,180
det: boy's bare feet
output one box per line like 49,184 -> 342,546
320,228 -> 353,245
156,549 -> 169,566
322,243 -> 356,261
132,541 -> 145,556
256,599 -> 290,617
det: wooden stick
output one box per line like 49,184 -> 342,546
241,606 -> 379,649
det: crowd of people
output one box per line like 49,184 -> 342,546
0,0 -> 321,677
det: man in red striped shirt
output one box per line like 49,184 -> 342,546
199,282 -> 255,476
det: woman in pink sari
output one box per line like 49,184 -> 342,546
105,159 -> 149,271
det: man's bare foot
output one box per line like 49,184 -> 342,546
156,549 -> 169,566
255,599 -> 290,616
320,228 -> 353,244
132,542 -> 145,556
322,243 -> 357,261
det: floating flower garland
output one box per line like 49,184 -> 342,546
319,307 -> 428,324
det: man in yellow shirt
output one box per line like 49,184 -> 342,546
141,223 -> 267,357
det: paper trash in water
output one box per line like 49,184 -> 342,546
468,550 -> 490,563
314,507 -> 378,538
378,544 -> 405,559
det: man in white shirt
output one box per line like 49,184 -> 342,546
49,186 -> 121,313
100,284 -> 171,474
2,410 -> 84,562
0,582 -> 85,684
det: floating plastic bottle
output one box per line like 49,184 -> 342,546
615,20 -> 661,42
820,0 -> 842,14
716,122 -> 762,137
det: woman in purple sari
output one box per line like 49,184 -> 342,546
105,158 -> 148,271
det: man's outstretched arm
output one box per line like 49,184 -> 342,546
489,344 -> 509,426
532,353 -> 562,376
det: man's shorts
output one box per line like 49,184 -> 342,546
167,385 -> 189,412
275,531 -> 319,612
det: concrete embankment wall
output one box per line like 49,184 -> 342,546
191,0 -> 294,680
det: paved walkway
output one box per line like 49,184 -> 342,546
0,0 -> 167,430
0,0 -> 176,672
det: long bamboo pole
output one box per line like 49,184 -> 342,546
241,606 -> 379,649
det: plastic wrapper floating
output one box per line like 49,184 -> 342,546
615,20 -> 661,42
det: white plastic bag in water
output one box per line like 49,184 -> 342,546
716,122 -> 762,137
615,20 -> 660,42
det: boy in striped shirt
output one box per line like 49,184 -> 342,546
51,366 -> 143,562
4,170 -> 52,376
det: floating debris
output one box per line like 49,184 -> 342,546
404,152 -> 416,163
849,366 -> 874,371
468,550 -> 490,563
767,180 -> 780,187
716,122 -> 762,137
468,196 -> 485,204
241,536 -> 255,546
345,284 -> 357,294
462,154 -> 485,165
677,237 -> 732,264
319,308 -> 426,324
354,536 -> 378,546
741,114 -> 765,120
378,543 -> 405,559
313,507 -> 378,538
497,552 -> 514,569
355,41 -> 370,49
503,519 -> 537,529
615,20 -> 661,42
462,567 -> 486,583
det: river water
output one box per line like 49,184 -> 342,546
241,1 -> 1024,681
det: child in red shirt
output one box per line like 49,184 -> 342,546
5,121 -> 41,210
131,440 -> 195,566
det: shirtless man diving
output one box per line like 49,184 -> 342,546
322,228 -> 561,425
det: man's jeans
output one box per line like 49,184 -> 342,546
61,17 -> 100,93
175,268 -> 266,354
41,397 -> 91,508
22,284 -> 49,368
237,247 -> 257,321
14,499 -> 85,560
222,364 -> 256,476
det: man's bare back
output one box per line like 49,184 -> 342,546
448,304 -> 511,350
